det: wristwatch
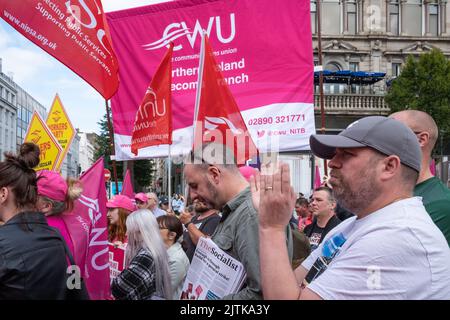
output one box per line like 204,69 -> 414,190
184,221 -> 192,228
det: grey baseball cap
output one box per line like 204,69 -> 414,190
310,116 -> 422,172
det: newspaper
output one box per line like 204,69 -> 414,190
180,237 -> 247,300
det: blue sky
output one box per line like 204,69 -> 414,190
0,0 -> 170,134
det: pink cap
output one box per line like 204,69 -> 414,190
135,192 -> 148,203
106,195 -> 135,212
37,170 -> 67,202
239,165 -> 257,182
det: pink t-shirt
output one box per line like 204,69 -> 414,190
47,215 -> 75,258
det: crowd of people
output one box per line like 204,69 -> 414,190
0,112 -> 449,300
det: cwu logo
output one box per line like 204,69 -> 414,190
142,13 -> 236,51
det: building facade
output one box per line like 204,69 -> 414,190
15,83 -> 47,150
311,0 -> 450,132
0,59 -> 17,161
78,131 -> 99,174
60,132 -> 80,178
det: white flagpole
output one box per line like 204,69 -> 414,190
192,31 -> 206,145
168,144 -> 172,212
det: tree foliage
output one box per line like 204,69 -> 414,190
94,112 -> 155,189
385,49 -> 450,153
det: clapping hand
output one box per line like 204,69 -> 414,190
250,162 -> 297,231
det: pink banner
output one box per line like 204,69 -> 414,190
64,157 -> 110,299
121,169 -> 134,199
314,165 -> 322,189
0,0 -> 119,99
107,0 -> 314,160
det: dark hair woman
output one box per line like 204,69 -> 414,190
0,143 -> 87,299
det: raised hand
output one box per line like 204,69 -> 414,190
256,162 -> 296,231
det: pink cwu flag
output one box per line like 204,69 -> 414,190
121,169 -> 135,198
63,157 -> 110,299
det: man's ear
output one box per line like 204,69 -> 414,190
0,187 -> 8,205
417,131 -> 430,149
380,155 -> 401,181
207,166 -> 221,184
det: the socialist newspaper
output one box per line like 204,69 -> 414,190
180,237 -> 246,300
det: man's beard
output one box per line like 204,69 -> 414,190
200,179 -> 220,210
330,165 -> 381,214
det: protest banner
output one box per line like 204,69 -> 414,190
106,0 -> 314,160
46,94 -> 75,171
121,169 -> 134,198
0,0 -> 119,99
193,34 -> 257,165
63,157 -> 110,299
131,43 -> 173,155
24,112 -> 62,171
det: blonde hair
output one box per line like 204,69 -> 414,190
125,209 -> 173,300
40,177 -> 83,216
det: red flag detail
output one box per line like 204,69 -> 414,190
0,0 -> 119,99
63,157 -> 110,299
194,35 -> 257,165
121,169 -> 134,198
131,43 -> 173,155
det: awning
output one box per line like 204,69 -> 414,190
314,70 -> 386,85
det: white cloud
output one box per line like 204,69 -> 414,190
0,23 -> 12,49
1,47 -> 54,83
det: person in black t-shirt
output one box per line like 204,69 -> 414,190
304,187 -> 341,251
179,199 -> 221,261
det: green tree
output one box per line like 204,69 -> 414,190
133,159 -> 154,191
385,49 -> 450,153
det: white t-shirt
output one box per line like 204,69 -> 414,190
302,197 -> 450,300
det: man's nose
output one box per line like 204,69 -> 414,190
328,155 -> 340,169
190,190 -> 198,201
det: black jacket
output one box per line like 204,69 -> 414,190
304,215 -> 341,246
0,212 -> 70,299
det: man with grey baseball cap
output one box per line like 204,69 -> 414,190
310,116 -> 421,172
253,116 -> 450,300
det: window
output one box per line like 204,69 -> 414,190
402,0 -> 422,36
392,63 -> 402,77
349,62 -> 359,72
322,0 -> 341,34
311,1 -> 317,34
428,3 -> 439,36
347,0 -> 357,34
389,0 -> 400,35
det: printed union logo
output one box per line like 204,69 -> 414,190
31,130 -> 42,144
257,130 -> 265,138
204,116 -> 241,135
142,26 -> 191,51
142,13 -> 236,52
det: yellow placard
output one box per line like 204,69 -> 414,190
46,94 -> 75,171
24,112 -> 63,171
